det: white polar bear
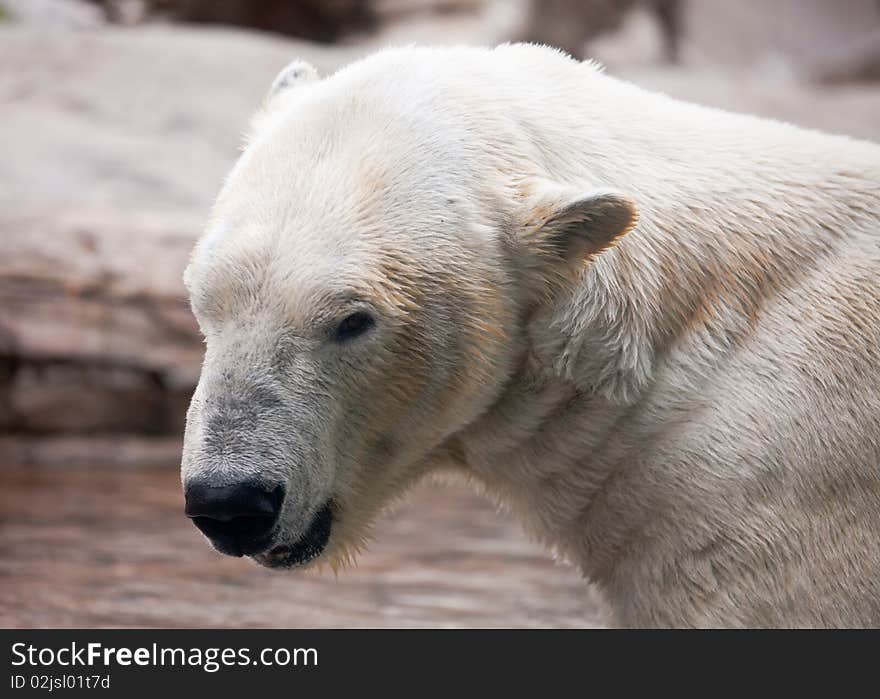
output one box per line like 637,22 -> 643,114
181,45 -> 880,628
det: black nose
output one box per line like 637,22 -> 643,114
184,480 -> 285,556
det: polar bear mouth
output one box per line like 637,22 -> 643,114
258,502 -> 333,568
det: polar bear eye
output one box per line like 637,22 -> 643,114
334,312 -> 374,342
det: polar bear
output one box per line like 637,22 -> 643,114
181,44 -> 880,628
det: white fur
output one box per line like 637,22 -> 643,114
183,45 -> 880,627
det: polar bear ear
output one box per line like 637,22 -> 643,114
516,179 -> 638,294
248,60 -> 320,143
266,59 -> 320,101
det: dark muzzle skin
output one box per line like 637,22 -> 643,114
263,502 -> 334,568
184,478 -> 334,565
184,480 -> 285,556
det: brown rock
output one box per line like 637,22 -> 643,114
0,25 -> 349,446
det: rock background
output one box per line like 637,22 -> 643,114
1,0 -> 879,629
0,23 -> 345,464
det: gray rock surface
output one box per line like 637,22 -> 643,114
0,26 -> 352,446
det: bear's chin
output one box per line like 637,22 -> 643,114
253,502 -> 333,569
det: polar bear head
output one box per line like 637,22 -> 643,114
181,47 -> 637,569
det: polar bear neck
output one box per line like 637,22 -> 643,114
503,67 -> 880,405
439,53 -> 880,599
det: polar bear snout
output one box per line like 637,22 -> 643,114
184,479 -> 285,557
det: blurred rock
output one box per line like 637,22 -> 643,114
522,0 -> 681,62
84,0 -> 517,46
683,0 -> 880,75
518,0 -> 880,77
0,434 -> 185,467
809,28 -> 880,84
94,0 -> 376,42
368,0 -> 523,46
612,65 -> 880,142
0,0 -> 104,28
2,360 -> 189,435
0,25 -> 351,456
2,212 -> 202,383
0,467 -> 608,626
